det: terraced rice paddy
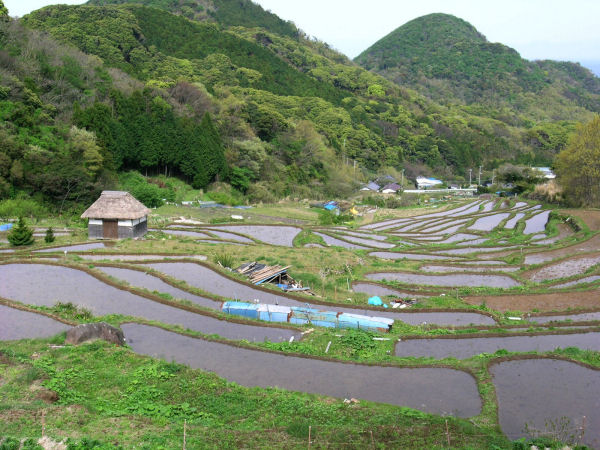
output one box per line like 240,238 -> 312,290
34,242 -> 110,252
5,198 -> 597,444
0,304 -> 69,340
395,332 -> 600,359
491,359 -> 599,448
203,225 -> 301,247
123,323 -> 482,417
0,263 -> 298,342
365,272 -> 520,288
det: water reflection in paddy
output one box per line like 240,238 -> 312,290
0,304 -> 69,340
0,264 -> 297,343
143,262 -> 496,325
491,359 -> 599,447
395,332 -> 600,359
366,272 -> 520,288
123,323 -> 482,417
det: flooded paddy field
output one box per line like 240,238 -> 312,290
142,262 -> 495,325
369,252 -> 455,261
328,233 -> 396,249
313,232 -> 370,249
504,213 -> 525,229
523,211 -> 551,235
529,311 -> 600,324
420,265 -> 520,273
78,254 -> 207,261
203,225 -> 301,247
550,275 -> 600,289
395,332 -> 600,359
528,255 -> 600,282
366,272 -> 520,288
491,359 -> 599,447
34,242 -> 110,252
158,229 -> 212,239
123,323 -> 482,417
0,263 -> 298,343
0,304 -> 69,340
469,213 -> 510,231
97,266 -> 222,310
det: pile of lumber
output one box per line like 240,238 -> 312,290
235,262 -> 290,284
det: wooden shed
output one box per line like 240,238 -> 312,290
81,191 -> 151,239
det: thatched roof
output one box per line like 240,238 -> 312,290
81,191 -> 151,220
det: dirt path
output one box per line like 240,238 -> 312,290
464,290 -> 600,312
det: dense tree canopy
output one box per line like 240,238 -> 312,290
0,0 -> 8,19
554,116 -> 600,207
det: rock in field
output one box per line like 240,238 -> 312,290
65,322 -> 125,346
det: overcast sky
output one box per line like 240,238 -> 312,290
6,0 -> 600,73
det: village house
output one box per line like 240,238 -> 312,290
81,191 -> 151,239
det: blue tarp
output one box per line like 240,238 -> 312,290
222,302 -> 393,332
0,223 -> 13,232
368,296 -> 383,306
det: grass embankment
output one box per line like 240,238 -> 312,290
0,338 -> 511,449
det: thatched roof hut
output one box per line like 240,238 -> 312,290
81,191 -> 151,239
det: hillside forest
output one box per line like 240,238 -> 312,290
0,0 -> 599,215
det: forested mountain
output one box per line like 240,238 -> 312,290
2,1 -> 598,211
355,13 -> 600,121
87,0 -> 299,37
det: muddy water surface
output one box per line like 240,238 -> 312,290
366,272 -> 520,288
79,254 -> 207,261
205,225 -> 301,247
530,256 -> 600,282
331,233 -> 395,249
143,263 -> 494,324
123,323 -> 482,417
420,265 -> 520,273
97,267 -> 221,310
0,264 -> 296,343
504,213 -> 524,229
313,232 -> 370,249
491,359 -> 599,447
469,213 -> 510,231
395,332 -> 600,359
523,211 -> 550,235
34,243 -> 109,252
550,275 -> 600,289
0,304 -> 69,340
369,252 -> 455,261
159,230 -> 212,238
529,312 -> 600,324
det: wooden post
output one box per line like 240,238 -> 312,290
334,285 -> 337,300
308,425 -> 311,449
183,419 -> 187,450
41,410 -> 46,437
445,419 -> 450,447
370,430 -> 374,447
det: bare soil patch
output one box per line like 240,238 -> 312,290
560,209 -> 600,231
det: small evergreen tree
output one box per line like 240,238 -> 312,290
7,216 -> 34,246
45,227 -> 55,243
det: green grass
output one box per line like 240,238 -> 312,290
0,339 -> 511,449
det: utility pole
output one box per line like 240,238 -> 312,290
478,165 -> 482,186
492,169 -> 496,185
469,168 -> 472,186
401,169 -> 405,190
